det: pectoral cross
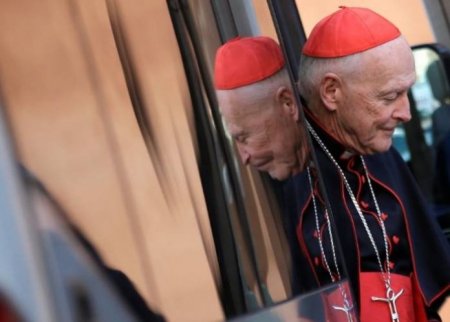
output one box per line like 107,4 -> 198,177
371,287 -> 404,322
332,299 -> 354,322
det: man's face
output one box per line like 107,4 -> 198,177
218,88 -> 307,180
334,38 -> 416,154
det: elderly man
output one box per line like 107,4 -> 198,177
214,36 -> 310,181
215,7 -> 449,322
291,6 -> 449,322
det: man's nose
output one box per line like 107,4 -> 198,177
237,144 -> 250,165
393,96 -> 412,123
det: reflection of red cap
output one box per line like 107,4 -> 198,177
214,36 -> 285,90
303,7 -> 401,58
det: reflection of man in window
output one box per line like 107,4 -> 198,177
214,36 -> 310,181
215,36 -> 326,320
214,7 -> 449,322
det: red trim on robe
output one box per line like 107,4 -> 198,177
297,192 -> 322,286
359,272 -> 427,322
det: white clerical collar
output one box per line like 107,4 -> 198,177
340,150 -> 356,160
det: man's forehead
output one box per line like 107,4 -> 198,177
367,42 -> 416,86
219,92 -> 261,117
222,107 -> 265,127
221,103 -> 271,133
377,72 -> 416,94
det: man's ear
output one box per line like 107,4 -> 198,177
320,73 -> 342,111
276,87 -> 299,121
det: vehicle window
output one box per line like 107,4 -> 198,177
392,45 -> 450,242
393,47 -> 450,161
0,0 -> 354,321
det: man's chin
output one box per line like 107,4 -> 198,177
373,142 -> 393,154
268,169 -> 291,181
360,140 -> 393,155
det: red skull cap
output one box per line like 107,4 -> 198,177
303,6 -> 401,58
214,36 -> 285,90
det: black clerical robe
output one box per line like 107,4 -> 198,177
282,114 -> 450,320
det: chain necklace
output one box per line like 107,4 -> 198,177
307,167 -> 354,322
306,121 -> 404,322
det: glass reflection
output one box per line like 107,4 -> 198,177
190,0 -> 353,319
230,281 -> 355,322
0,0 -> 354,321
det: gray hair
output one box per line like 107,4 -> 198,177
297,36 -> 410,106
216,67 -> 291,109
297,53 -> 362,105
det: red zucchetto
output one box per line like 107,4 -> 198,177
214,36 -> 285,90
303,6 -> 401,58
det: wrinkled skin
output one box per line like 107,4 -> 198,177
218,87 -> 309,181
318,37 -> 416,154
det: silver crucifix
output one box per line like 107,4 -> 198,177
371,287 -> 404,322
332,298 -> 354,322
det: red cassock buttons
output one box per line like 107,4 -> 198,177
392,235 -> 400,244
314,257 -> 320,266
388,261 -> 395,270
360,200 -> 369,209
